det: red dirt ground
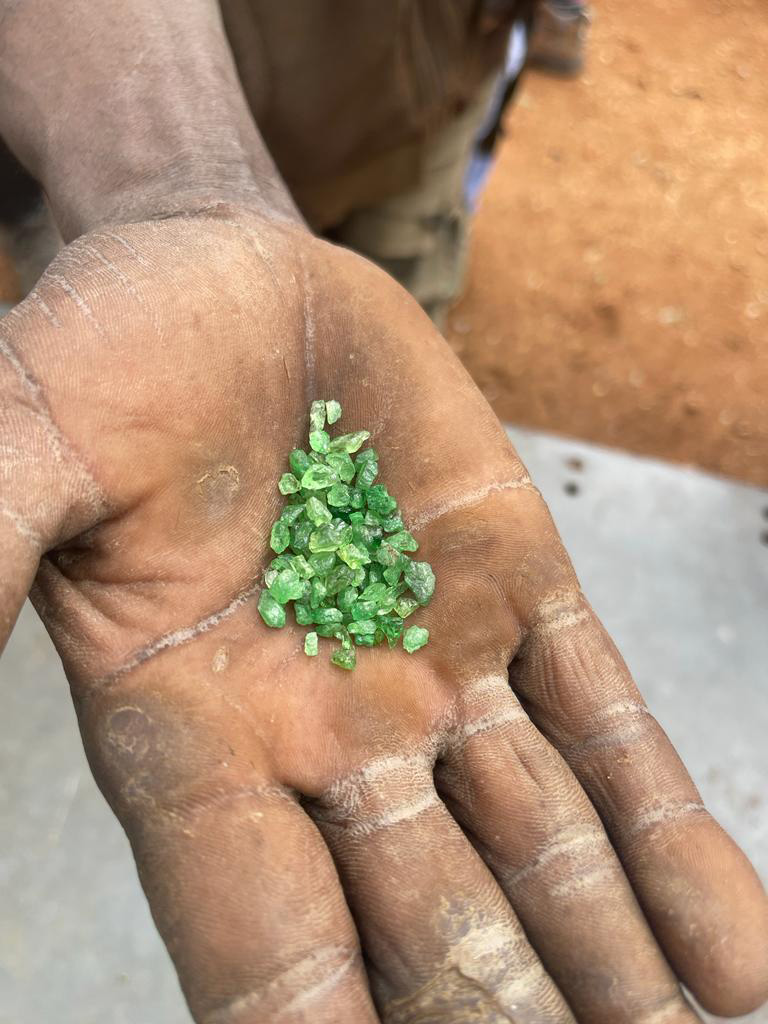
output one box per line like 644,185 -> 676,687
447,0 -> 768,487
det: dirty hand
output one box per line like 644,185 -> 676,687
1,207 -> 766,1024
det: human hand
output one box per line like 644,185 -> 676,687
1,207 -> 766,1023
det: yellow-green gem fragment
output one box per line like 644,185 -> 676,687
331,646 -> 356,670
326,400 -> 342,424
329,430 -> 370,454
270,520 -> 290,553
309,429 -> 330,454
304,631 -> 318,656
403,625 -> 429,653
309,400 -> 326,432
278,472 -> 300,494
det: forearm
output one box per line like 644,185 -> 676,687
0,0 -> 298,240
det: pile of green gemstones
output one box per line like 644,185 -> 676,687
257,399 -> 435,670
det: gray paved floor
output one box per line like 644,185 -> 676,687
1,426 -> 766,1023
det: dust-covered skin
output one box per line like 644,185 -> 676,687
1,207 -> 767,1023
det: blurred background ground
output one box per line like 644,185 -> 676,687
1,0 -> 766,486
446,0 -> 768,487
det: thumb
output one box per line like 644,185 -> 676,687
0,299 -> 107,652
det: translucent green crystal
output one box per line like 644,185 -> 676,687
278,473 -> 300,494
314,607 -> 343,625
329,430 -> 370,454
379,615 -> 404,647
403,625 -> 429,653
309,522 -> 350,553
294,602 -> 314,625
337,542 -> 371,570
387,530 -> 418,552
337,585 -> 359,612
290,554 -> 314,579
270,520 -> 290,554
366,484 -> 397,516
305,495 -> 332,526
309,429 -> 331,454
290,520 -> 312,552
355,448 -> 377,465
356,459 -> 378,489
280,503 -> 305,525
304,631 -> 319,656
309,577 -> 327,608
348,618 -> 377,636
331,646 -> 356,670
259,590 -> 286,628
269,568 -> 305,604
289,448 -> 312,477
326,452 -> 355,483
395,595 -> 420,619
309,399 -> 326,432
351,599 -> 378,620
325,400 -> 342,424
403,561 -> 435,605
301,464 -> 337,490
327,483 -> 351,507
309,551 -> 336,574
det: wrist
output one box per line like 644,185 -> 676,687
0,0 -> 299,239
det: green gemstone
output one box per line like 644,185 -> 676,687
404,561 -> 436,605
327,483 -> 351,507
314,607 -> 343,625
310,577 -> 327,608
331,646 -> 356,670
337,542 -> 371,570
387,530 -> 418,552
278,472 -> 300,494
366,564 -> 384,585
280,503 -> 305,525
337,585 -> 359,612
301,464 -> 337,490
348,618 -> 377,636
383,563 -> 404,586
290,554 -> 314,579
375,542 -> 400,568
309,522 -> 350,553
263,568 -> 278,588
356,459 -> 378,489
354,633 -> 377,647
394,595 -> 420,618
305,495 -> 332,526
325,399 -> 342,424
326,452 -> 355,483
379,615 -> 404,647
269,568 -> 305,604
289,448 -> 312,477
270,554 -> 293,571
258,590 -> 286,628
325,564 -> 355,595
270,520 -> 290,554
381,514 -> 404,533
309,551 -> 336,574
351,566 -> 367,587
352,523 -> 381,548
360,581 -> 388,606
355,448 -> 378,466
403,625 -> 429,653
315,623 -> 345,638
351,599 -> 378,620
304,631 -> 319,656
309,399 -> 326,432
294,602 -> 314,625
290,520 -> 312,552
348,510 -> 365,524
309,429 -> 331,454
329,430 -> 371,454
366,484 -> 397,516
349,488 -> 365,509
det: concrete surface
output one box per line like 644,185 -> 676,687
1,425 -> 766,1023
